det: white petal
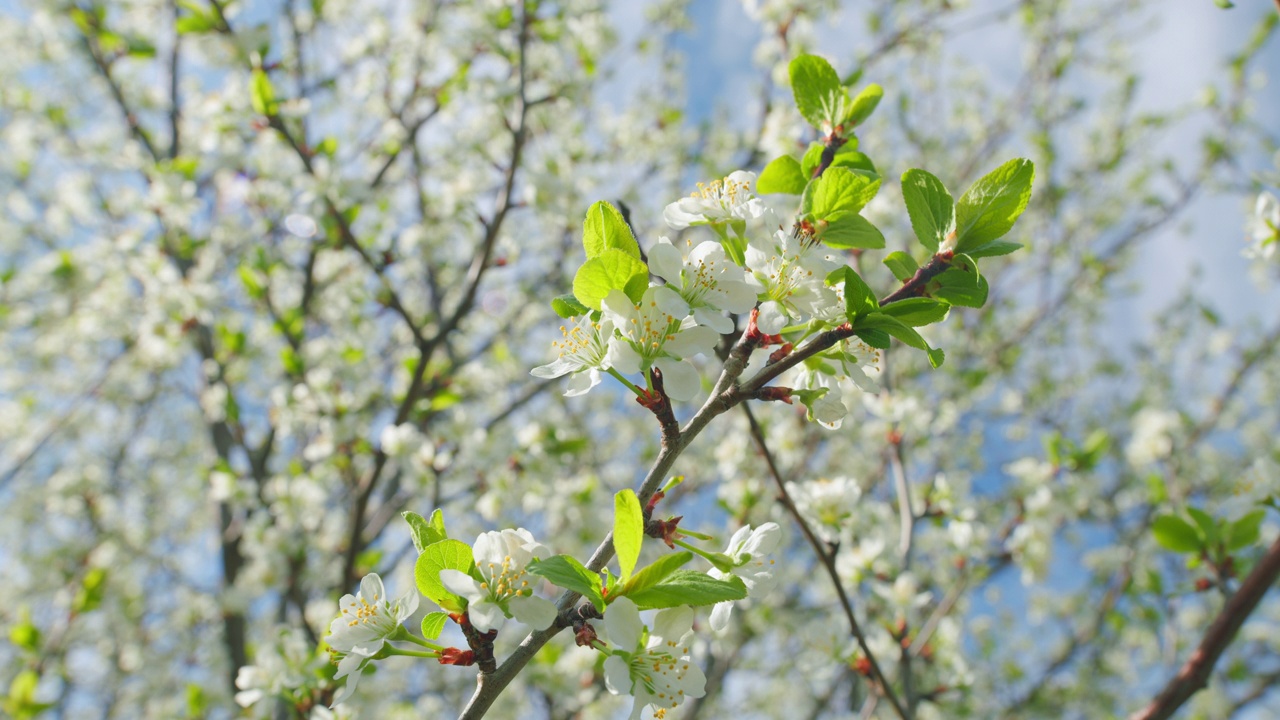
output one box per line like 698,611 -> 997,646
746,522 -> 782,555
755,301 -> 787,334
601,288 -> 636,321
606,338 -> 642,375
682,660 -> 708,698
650,605 -> 693,645
655,358 -> 700,402
648,238 -> 684,281
468,600 -> 507,634
563,368 -> 602,397
439,569 -> 483,600
604,597 -> 643,652
651,285 -> 690,317
665,325 -> 719,358
530,356 -> 577,379
693,306 -> 733,334
717,280 -> 759,313
709,601 -> 733,633
509,595 -> 557,630
359,574 -> 386,605
395,589 -> 420,621
603,654 -> 633,695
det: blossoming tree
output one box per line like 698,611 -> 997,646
3,1 -> 1280,720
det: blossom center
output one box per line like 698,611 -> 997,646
481,555 -> 532,602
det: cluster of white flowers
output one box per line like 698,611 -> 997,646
534,170 -> 879,419
440,528 -> 557,633
324,574 -> 419,705
600,598 -> 707,719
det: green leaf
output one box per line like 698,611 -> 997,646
572,249 -> 648,310
1226,510 -> 1266,551
1186,507 -> 1219,546
619,551 -> 693,597
928,257 -> 989,308
420,611 -> 448,640
807,167 -> 881,220
842,268 -> 878,320
883,251 -> 919,282
403,510 -> 447,554
801,142 -> 875,178
821,214 -> 885,249
528,555 -> 606,612
900,169 -> 955,253
843,83 -> 883,127
964,240 -> 1023,259
624,571 -> 747,610
954,158 -> 1034,252
855,328 -> 891,349
613,489 -> 644,582
757,156 -> 808,195
1152,515 -> 1203,553
250,68 -> 278,117
551,293 -> 590,319
582,201 -> 640,259
414,539 -> 473,613
879,297 -> 948,326
853,313 -> 945,368
789,54 -> 845,129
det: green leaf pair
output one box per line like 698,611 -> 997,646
789,54 -> 882,133
571,201 -> 649,311
800,167 -> 885,250
409,511 -> 473,614
900,159 -> 1033,257
1152,508 -> 1266,555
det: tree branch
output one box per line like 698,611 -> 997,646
1128,535 -> 1280,720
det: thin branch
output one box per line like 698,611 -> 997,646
742,405 -> 911,720
1129,535 -> 1280,720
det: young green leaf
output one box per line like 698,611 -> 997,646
808,167 -> 881,220
572,249 -> 648,310
883,251 -> 919,282
619,551 -> 693,598
757,156 -> 808,195
414,539 -> 474,612
842,268 -> 878,320
613,489 -> 645,582
1186,507 -> 1220,547
1226,510 -> 1266,551
878,297 -> 949,326
1152,514 -> 1203,553
528,554 -> 606,612
250,68 -> 278,117
582,201 -> 640,259
954,158 -> 1034,252
551,293 -> 590,319
928,257 -> 989,308
900,169 -> 955,253
821,214 -> 885,250
789,54 -> 845,129
403,510 -> 448,553
800,142 -> 876,178
964,240 -> 1023,259
623,571 -> 747,610
843,83 -> 883,127
420,611 -> 448,640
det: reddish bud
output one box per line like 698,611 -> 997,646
757,387 -> 794,404
767,343 -> 794,364
438,648 -> 475,666
852,656 -> 873,677
645,490 -> 666,514
745,308 -> 785,346
573,622 -> 598,648
1194,578 -> 1213,592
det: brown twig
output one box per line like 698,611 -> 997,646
741,405 -> 912,720
1128,535 -> 1280,720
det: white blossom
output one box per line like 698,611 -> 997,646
663,170 -> 765,229
744,231 -> 841,334
440,528 -> 557,634
708,522 -> 782,631
324,573 -> 418,706
648,237 -> 756,333
601,598 -> 706,719
601,286 -> 719,401
531,314 -> 617,396
1125,408 -> 1180,467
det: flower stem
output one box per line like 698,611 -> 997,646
383,647 -> 443,659
606,368 -> 643,396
